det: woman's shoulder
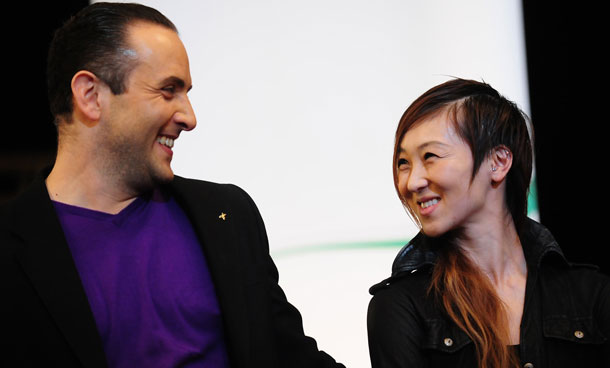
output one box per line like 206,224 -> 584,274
539,253 -> 610,292
538,259 -> 610,326
367,269 -> 434,336
370,232 -> 438,294
368,232 -> 442,320
368,265 -> 437,322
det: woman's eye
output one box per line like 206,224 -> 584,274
397,158 -> 409,169
423,152 -> 438,160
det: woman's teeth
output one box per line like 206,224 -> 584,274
157,136 -> 174,148
420,198 -> 439,209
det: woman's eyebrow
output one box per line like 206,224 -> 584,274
399,140 -> 449,153
417,141 -> 450,150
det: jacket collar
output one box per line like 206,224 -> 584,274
370,218 -> 568,295
8,173 -> 108,368
167,176 -> 250,367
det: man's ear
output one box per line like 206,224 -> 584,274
71,70 -> 104,124
490,145 -> 513,184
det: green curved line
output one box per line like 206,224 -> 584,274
528,176 -> 539,214
274,179 -> 540,258
272,239 -> 408,257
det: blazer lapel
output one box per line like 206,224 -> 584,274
170,177 -> 250,366
10,177 -> 107,368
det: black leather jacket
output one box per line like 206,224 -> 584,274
367,219 -> 610,367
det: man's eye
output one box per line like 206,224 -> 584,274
162,86 -> 176,95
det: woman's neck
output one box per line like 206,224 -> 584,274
457,213 -> 527,285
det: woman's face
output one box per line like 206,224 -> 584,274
396,110 -> 493,237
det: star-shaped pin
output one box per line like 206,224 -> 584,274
219,212 -> 227,221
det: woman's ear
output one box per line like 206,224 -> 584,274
71,70 -> 103,124
490,145 -> 513,184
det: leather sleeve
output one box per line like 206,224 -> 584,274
367,277 -> 426,368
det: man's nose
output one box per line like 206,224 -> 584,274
175,95 -> 197,131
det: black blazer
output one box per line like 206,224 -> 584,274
1,175 -> 345,368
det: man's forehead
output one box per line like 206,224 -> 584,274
122,21 -> 191,83
124,21 -> 181,53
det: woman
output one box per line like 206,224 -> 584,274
367,78 -> 610,367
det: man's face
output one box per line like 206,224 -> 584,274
97,21 -> 196,193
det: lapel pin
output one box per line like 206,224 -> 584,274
219,212 -> 227,221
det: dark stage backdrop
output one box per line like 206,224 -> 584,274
3,1 -> 89,202
522,2 -> 607,274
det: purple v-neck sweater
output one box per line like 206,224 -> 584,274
52,194 -> 229,368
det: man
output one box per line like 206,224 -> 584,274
1,3 -> 345,367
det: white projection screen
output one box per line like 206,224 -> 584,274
96,1 -> 534,366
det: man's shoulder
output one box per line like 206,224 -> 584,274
169,176 -> 265,230
1,176 -> 50,224
172,175 -> 236,189
171,175 -> 248,199
1,176 -> 56,258
170,175 -> 259,212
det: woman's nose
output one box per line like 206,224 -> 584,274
406,164 -> 428,193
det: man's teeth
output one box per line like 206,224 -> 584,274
420,198 -> 439,209
157,136 -> 174,148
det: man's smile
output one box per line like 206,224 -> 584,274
156,135 -> 174,149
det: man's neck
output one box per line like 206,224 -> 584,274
46,156 -> 140,215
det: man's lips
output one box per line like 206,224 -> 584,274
156,135 -> 175,149
156,135 -> 176,158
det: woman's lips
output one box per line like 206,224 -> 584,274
417,197 -> 439,216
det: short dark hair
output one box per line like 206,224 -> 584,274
46,2 -> 177,123
393,78 -> 533,233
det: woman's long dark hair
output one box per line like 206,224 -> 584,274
393,78 -> 533,368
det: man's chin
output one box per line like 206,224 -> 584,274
129,168 -> 174,195
152,169 -> 175,185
